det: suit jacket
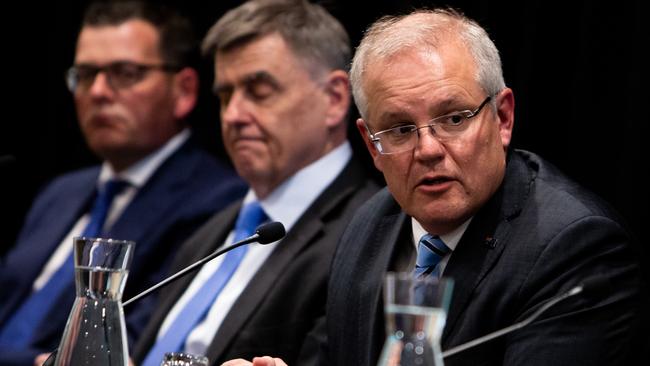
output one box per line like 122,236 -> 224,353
133,156 -> 380,366
325,150 -> 646,366
0,138 -> 247,366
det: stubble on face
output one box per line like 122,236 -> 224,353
74,20 -> 181,171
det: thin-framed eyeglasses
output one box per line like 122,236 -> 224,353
367,95 -> 493,155
65,61 -> 181,92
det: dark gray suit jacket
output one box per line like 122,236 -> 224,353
325,150 -> 646,366
133,156 -> 380,366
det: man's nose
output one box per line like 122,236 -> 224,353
87,72 -> 115,99
414,126 -> 446,159
221,91 -> 249,126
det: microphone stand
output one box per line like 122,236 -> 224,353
122,233 -> 261,307
442,279 -> 603,359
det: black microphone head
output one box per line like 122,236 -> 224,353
255,221 -> 286,244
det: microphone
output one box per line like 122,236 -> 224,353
42,221 -> 285,366
442,276 -> 610,359
122,221 -> 285,307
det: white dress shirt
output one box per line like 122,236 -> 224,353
156,142 -> 353,355
33,130 -> 190,291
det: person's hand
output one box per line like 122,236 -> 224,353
221,356 -> 288,366
34,353 -> 51,366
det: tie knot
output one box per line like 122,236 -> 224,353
419,234 -> 450,257
234,201 -> 268,239
414,234 -> 451,278
102,179 -> 130,199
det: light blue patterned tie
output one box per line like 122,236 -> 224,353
413,233 -> 451,279
0,179 -> 129,346
141,201 -> 268,366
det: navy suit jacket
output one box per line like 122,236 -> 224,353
325,150 -> 647,366
133,156 -> 380,366
0,138 -> 247,365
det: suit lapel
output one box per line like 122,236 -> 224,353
441,152 -> 533,344
205,212 -> 324,361
107,143 -> 198,243
357,210 -> 411,364
206,158 -> 367,361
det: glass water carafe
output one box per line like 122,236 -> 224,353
377,273 -> 453,366
54,237 -> 135,366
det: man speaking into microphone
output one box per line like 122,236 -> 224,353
132,1 -> 379,365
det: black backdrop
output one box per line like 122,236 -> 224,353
1,0 -> 645,267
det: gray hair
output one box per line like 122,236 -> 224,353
202,0 -> 350,76
350,8 -> 506,119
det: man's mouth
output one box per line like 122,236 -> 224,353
421,176 -> 452,185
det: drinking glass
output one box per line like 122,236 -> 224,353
377,272 -> 454,366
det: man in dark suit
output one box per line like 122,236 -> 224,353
325,8 -> 646,366
233,7 -> 647,366
132,1 -> 379,365
0,2 -> 246,365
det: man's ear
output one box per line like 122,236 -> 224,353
323,70 -> 351,129
495,87 -> 515,149
356,118 -> 383,172
173,67 -> 199,120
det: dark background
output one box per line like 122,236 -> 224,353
1,0 -> 646,267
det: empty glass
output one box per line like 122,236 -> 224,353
377,273 -> 454,366
53,237 -> 135,366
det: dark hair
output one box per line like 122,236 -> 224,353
202,0 -> 350,75
81,1 -> 198,68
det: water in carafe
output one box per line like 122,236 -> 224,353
54,237 -> 134,366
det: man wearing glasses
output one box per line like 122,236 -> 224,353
328,8 -> 646,366
228,7 -> 646,366
0,2 -> 245,365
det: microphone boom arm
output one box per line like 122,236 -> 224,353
122,234 -> 260,307
442,284 -> 585,359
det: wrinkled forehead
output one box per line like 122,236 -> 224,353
362,44 -> 479,120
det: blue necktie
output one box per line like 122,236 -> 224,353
413,234 -> 451,279
141,201 -> 268,366
0,179 -> 129,347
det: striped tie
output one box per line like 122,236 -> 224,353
413,234 -> 451,279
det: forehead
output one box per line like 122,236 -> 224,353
215,33 -> 312,84
363,41 -> 481,123
75,19 -> 161,63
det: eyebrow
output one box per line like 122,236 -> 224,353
373,95 -> 473,128
213,70 -> 280,94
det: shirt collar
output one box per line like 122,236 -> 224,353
411,216 -> 473,251
97,129 -> 190,188
244,142 -> 352,232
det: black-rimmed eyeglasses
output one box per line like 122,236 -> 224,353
368,96 -> 493,155
65,61 -> 181,92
